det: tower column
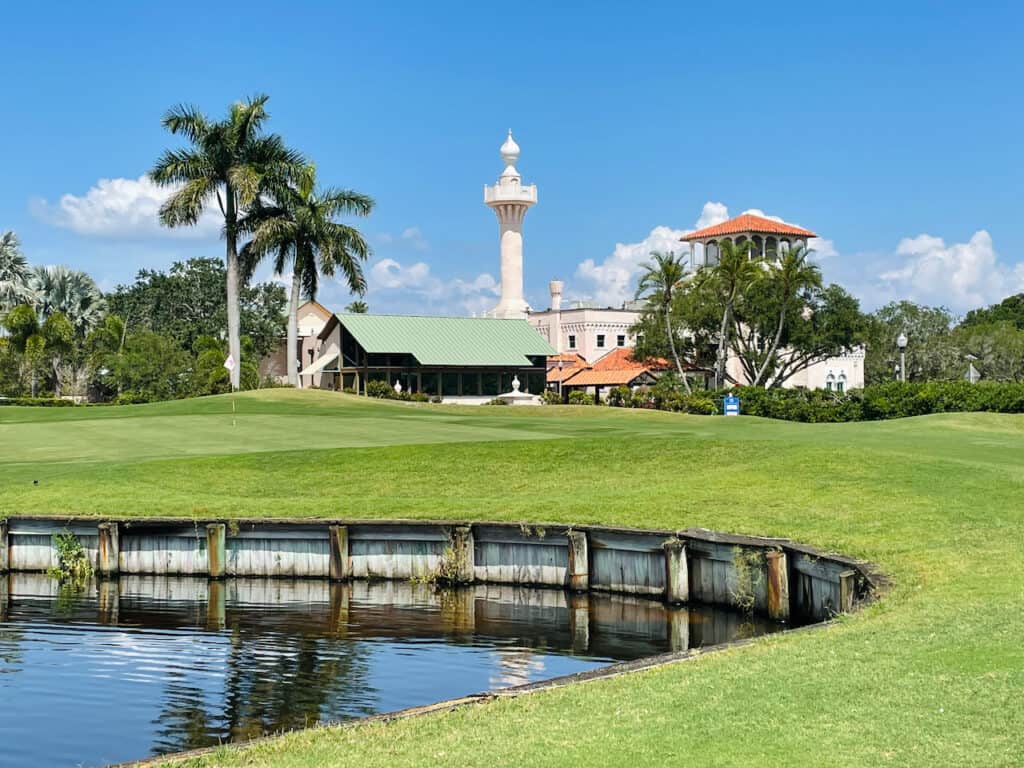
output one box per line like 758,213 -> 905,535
484,130 -> 537,319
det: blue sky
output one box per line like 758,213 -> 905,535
3,1 -> 1022,316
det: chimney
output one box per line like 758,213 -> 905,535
549,280 -> 564,311
548,279 -> 564,353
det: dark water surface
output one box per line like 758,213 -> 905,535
0,575 -> 784,767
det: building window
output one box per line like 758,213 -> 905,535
597,334 -> 605,348
617,334 -> 626,347
568,335 -> 576,349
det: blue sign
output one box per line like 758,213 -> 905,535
724,395 -> 740,416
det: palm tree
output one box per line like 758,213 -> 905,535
29,265 -> 106,337
696,239 -> 764,389
149,94 -> 305,390
636,251 -> 692,393
0,231 -> 33,317
751,244 -> 822,386
241,167 -> 373,386
345,300 -> 369,314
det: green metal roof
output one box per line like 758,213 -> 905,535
333,314 -> 554,367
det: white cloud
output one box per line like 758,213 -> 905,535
695,201 -> 729,229
574,225 -> 690,307
368,257 -> 499,315
876,230 -> 1023,312
375,227 -> 430,251
30,175 -> 223,239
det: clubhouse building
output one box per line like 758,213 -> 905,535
260,132 -> 863,401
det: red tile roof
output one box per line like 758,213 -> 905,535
546,353 -> 588,383
592,347 -> 670,371
680,213 -> 816,242
562,368 -> 656,387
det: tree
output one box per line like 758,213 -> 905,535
4,305 -> 45,396
0,231 -> 33,316
961,293 -> 1024,331
695,239 -> 763,387
345,300 -> 369,314
109,331 -> 191,402
242,167 -> 372,386
951,321 -> 1024,382
762,284 -> 865,388
150,94 -> 305,390
635,251 -> 692,392
107,258 -> 286,358
745,245 -> 822,386
29,265 -> 106,337
864,301 -> 956,383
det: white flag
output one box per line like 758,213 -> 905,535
223,354 -> 236,372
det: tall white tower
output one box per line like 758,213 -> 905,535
484,130 -> 537,319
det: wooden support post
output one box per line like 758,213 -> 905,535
206,523 -> 226,579
839,569 -> 856,613
329,525 -> 350,581
96,522 -> 120,578
566,530 -> 589,592
766,549 -> 790,622
0,520 -> 8,574
663,539 -> 689,604
452,526 -> 475,584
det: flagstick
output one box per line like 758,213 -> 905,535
232,396 -> 236,428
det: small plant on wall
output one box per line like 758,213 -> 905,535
731,546 -> 765,614
48,531 -> 94,586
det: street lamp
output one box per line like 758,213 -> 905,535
558,358 -> 564,400
896,332 -> 908,383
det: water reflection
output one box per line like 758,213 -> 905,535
0,575 -> 784,768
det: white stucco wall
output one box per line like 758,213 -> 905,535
528,307 -> 638,364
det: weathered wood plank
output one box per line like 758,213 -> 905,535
663,539 -> 688,604
567,531 -> 589,592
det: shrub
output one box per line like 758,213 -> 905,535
366,380 -> 394,399
540,389 -> 562,405
484,397 -> 510,405
0,397 -> 77,407
411,392 -> 430,402
606,386 -> 634,407
568,390 -> 592,405
342,387 -> 357,395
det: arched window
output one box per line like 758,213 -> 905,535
705,241 -> 719,267
825,373 -> 835,392
837,373 -> 847,394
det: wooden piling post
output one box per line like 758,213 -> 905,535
766,549 -> 790,621
839,569 -> 856,613
452,526 -> 475,584
329,525 -> 350,581
663,539 -> 689,604
566,530 -> 589,592
0,520 -> 8,574
0,573 -> 8,622
206,523 -> 226,579
96,522 -> 120,578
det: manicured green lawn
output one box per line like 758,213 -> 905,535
2,390 -> 1022,766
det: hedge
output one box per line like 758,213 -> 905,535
728,381 -> 1024,422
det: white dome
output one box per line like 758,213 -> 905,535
500,129 -> 520,165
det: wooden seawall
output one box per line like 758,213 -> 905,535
0,517 -> 880,622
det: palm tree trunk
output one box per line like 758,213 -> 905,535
717,306 -> 730,389
52,357 -> 62,398
663,310 -> 691,394
287,269 -> 301,387
225,187 -> 241,391
753,305 -> 787,387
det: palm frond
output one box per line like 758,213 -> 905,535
161,104 -> 211,142
158,177 -> 216,227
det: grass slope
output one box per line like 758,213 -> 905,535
1,390 -> 1022,767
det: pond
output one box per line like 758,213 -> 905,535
0,575 -> 786,767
